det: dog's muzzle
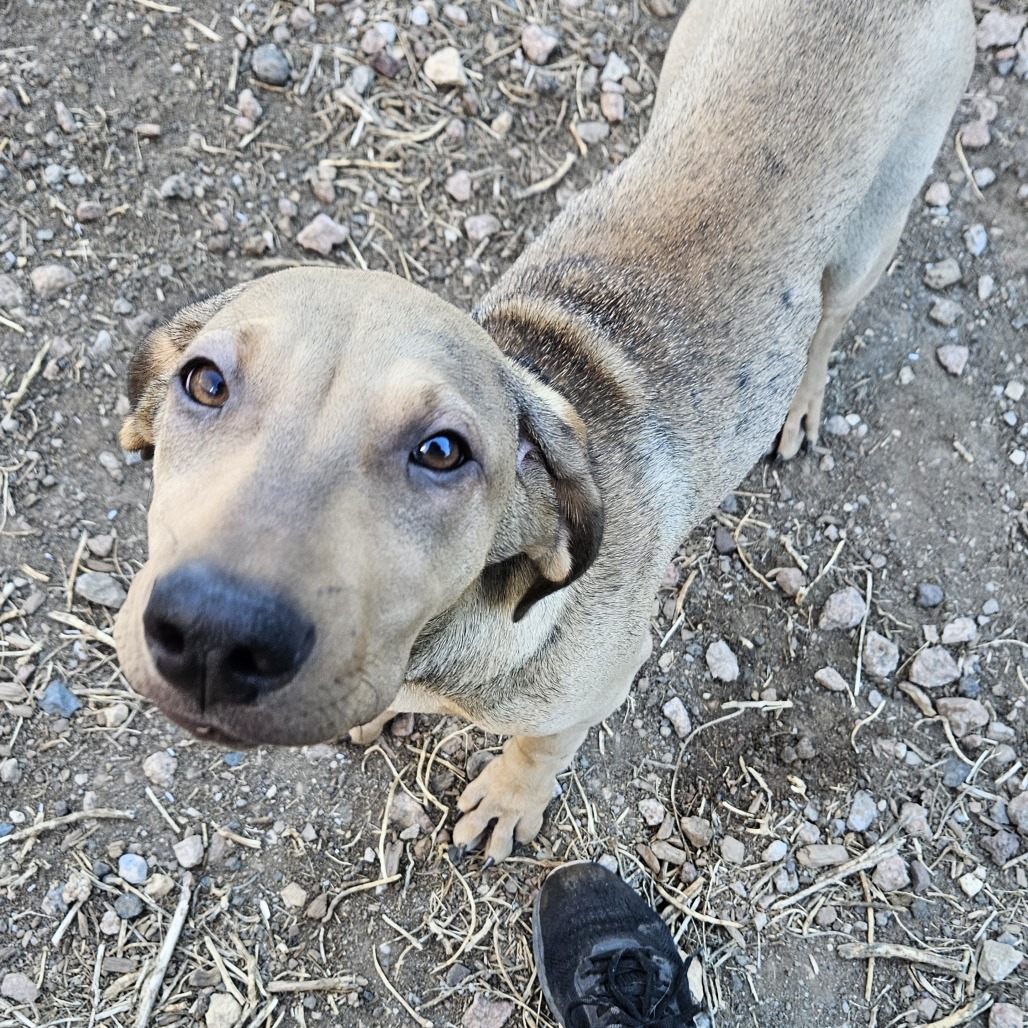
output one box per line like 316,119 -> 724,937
142,560 -> 315,708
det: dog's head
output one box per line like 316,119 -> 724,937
114,269 -> 602,745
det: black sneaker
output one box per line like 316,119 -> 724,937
533,862 -> 711,1028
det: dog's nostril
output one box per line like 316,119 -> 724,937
151,622 -> 186,656
225,645 -> 281,678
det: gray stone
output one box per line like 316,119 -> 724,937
713,525 -> 737,554
661,696 -> 691,738
350,64 -> 375,95
601,52 -> 630,83
909,647 -> 959,688
929,298 -> 962,327
445,169 -> 472,203
796,844 -> 849,868
206,994 -> 243,1028
0,274 -> 26,307
521,24 -> 560,65
937,344 -> 969,377
118,853 -> 149,885
923,258 -> 961,289
916,582 -> 944,607
720,836 -> 745,864
773,866 -> 799,894
935,696 -> 989,738
964,223 -> 988,257
847,791 -> 877,833
776,567 -> 805,597
30,264 -> 77,297
159,174 -> 193,200
872,855 -> 910,892
680,816 -> 713,848
1,972 -> 39,1004
143,750 -> 178,789
762,840 -> 788,862
814,667 -> 848,692
924,181 -> 950,207
114,893 -> 143,919
464,213 -> 501,243
981,830 -> 1020,867
423,47 -> 465,87
251,43 -> 291,85
38,680 -> 82,717
296,214 -> 348,255
942,757 -> 970,788
461,994 -> 514,1028
576,120 -> 610,144
910,859 -> 931,895
705,639 -> 739,682
1007,792 -> 1028,835
173,835 -> 205,869
961,120 -> 991,149
899,802 -> 931,841
862,631 -> 899,678
989,1003 -> 1024,1028
975,10 -> 1027,48
819,586 -> 866,630
638,798 -> 666,826
978,940 -> 1024,984
824,413 -> 850,436
941,617 -> 977,645
74,571 -> 127,609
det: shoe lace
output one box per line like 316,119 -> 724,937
565,947 -> 704,1028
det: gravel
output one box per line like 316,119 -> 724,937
847,791 -> 877,832
871,855 -> 910,892
916,582 -> 944,607
29,264 -> 77,297
818,586 -> 866,630
705,639 -> 739,681
978,940 -> 1025,984
73,571 -> 127,609
908,647 -> 960,688
251,43 -> 291,85
862,631 -> 899,678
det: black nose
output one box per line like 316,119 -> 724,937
143,561 -> 315,707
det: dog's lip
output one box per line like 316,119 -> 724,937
161,705 -> 256,747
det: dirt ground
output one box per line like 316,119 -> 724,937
1,1 -> 1027,1026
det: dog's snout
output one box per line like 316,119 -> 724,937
142,561 -> 315,708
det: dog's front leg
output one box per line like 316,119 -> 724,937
452,724 -> 592,863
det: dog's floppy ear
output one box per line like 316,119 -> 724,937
490,366 -> 604,622
119,285 -> 249,459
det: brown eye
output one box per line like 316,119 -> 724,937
412,432 -> 468,472
182,360 -> 228,408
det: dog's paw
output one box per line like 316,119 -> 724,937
452,751 -> 555,862
348,709 -> 397,745
776,384 -> 825,459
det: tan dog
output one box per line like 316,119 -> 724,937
115,0 -> 974,860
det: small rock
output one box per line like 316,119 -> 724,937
814,667 -> 848,692
1,972 -> 38,1004
924,181 -> 950,207
762,840 -> 788,862
39,680 -> 82,717
899,802 -> 931,841
680,816 -> 713,848
136,122 -> 162,138
99,909 -> 121,935
974,167 -> 997,189
935,696 -> 989,738
990,1004 -> 1024,1028
143,751 -> 177,788
0,758 -> 19,784
464,213 -> 501,243
976,10 -> 1027,49
173,835 -> 205,869
206,993 -> 243,1028
1008,792 -> 1028,835
847,791 -> 877,833
521,24 -> 560,65
713,525 -> 737,554
638,798 -> 666,826
941,617 -> 977,645
296,213 -> 348,256
661,696 -> 691,738
576,120 -> 610,144
252,43 -> 291,85
936,344 -> 969,376
280,882 -> 307,908
797,844 -> 849,868
960,120 -> 991,149
30,264 -> 77,298
773,866 -> 799,895
118,854 -> 149,885
1005,380 -> 1025,402
114,893 -> 143,919
360,26 -> 388,54
650,840 -> 689,864
237,88 -> 263,121
388,791 -> 430,833
600,90 -> 625,124
720,836 -> 745,864
775,567 -> 805,598
370,50 -> 405,78
705,639 -> 739,682
304,892 -> 328,919
909,647 -> 960,689
424,47 -> 466,87
929,298 -> 962,327
74,571 -> 127,609
350,65 -> 375,95
76,200 -> 105,223
819,586 -> 866,630
445,170 -> 472,202
872,855 -> 909,893
159,174 -> 193,200
958,870 -> 985,897
978,275 -> 995,301
862,631 -> 899,678
978,940 -> 1024,984
0,274 -> 25,308
824,413 -> 850,436
462,994 -> 513,1028
981,830 -> 1020,867
601,52 -> 630,82
916,582 -> 944,607
942,757 -> 970,788
923,258 -> 961,289
910,859 -> 931,895
964,223 -> 988,257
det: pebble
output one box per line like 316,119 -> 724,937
601,52 -> 630,83
74,571 -> 127,609
173,835 -> 205,868
388,791 -> 430,833
638,798 -> 666,826
814,667 -> 848,692
705,639 -> 739,682
0,274 -> 25,307
824,413 -> 850,436
762,840 -> 788,862
464,213 -> 501,243
990,1004 -> 1024,1028
99,909 -> 121,935
936,344 -> 969,376
942,757 -> 970,788
76,200 -> 104,223
978,940 -> 1024,983
680,816 -> 713,848
773,867 -> 799,895
899,803 -> 931,841
981,830 -> 1020,866
941,617 -> 977,645
916,582 -> 944,607
862,631 -> 899,678
0,758 -> 19,784
978,274 -> 995,301
251,43 -> 291,85
924,181 -> 950,207
964,223 -> 988,257
1,972 -> 39,1004
462,994 -> 513,1028
847,791 -> 877,833
1008,793 -> 1028,835
576,121 -> 610,144
143,751 -> 177,789
145,873 -> 175,899
975,10 -> 1028,48
118,853 -> 149,885
39,680 -> 82,717
872,855 -> 909,892
713,525 -> 737,554
775,567 -> 805,598
960,120 -> 991,149
661,696 -> 691,738
296,214 -> 348,255
280,882 -> 307,908
206,994 -> 243,1028
521,24 -> 560,65
424,47 -> 466,87
650,840 -> 689,864
936,696 -> 989,737
720,836 -> 745,864
818,586 -> 866,630
923,258 -> 961,289
910,859 -> 931,895
114,893 -> 143,919
350,65 -> 375,95
30,263 -> 77,297
974,167 -> 996,189
1005,380 -> 1025,402
445,169 -> 472,202
1011,449 -> 1026,467
600,89 -> 625,124
797,844 -> 849,868
929,298 -> 962,327
909,646 -> 960,688
159,174 -> 193,200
